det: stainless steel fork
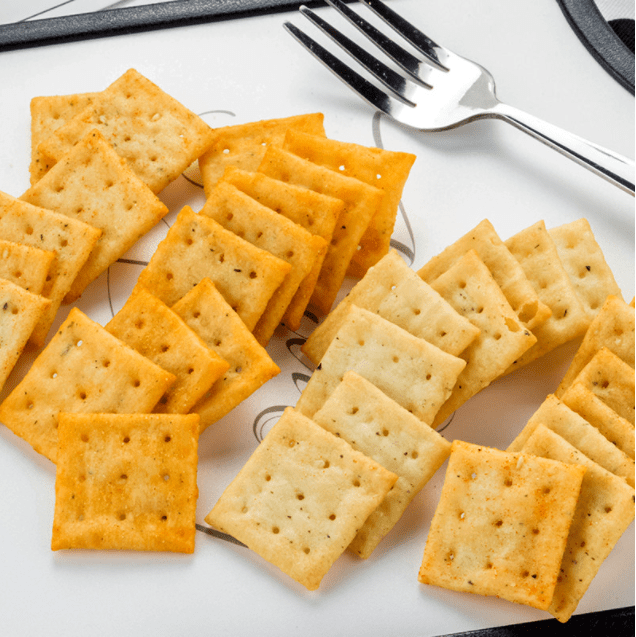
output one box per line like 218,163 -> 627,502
284,0 -> 634,195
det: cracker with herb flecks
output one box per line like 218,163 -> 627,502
136,206 -> 291,332
105,285 -> 229,414
0,239 -> 55,295
37,68 -> 215,194
52,412 -> 199,553
313,371 -> 451,559
0,308 -> 176,463
172,278 -> 280,432
0,191 -> 102,347
205,407 -> 397,591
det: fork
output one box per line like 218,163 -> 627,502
284,0 -> 634,195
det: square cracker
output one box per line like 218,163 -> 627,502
429,250 -> 537,428
417,219 -> 551,330
0,279 -> 51,392
220,166 -> 342,330
418,440 -> 585,611
0,191 -> 102,347
52,412 -> 199,553
504,220 -> 590,371
21,129 -> 169,303
30,92 -> 99,185
201,181 -> 326,345
0,239 -> 55,294
302,250 -> 479,365
520,425 -> 635,622
295,305 -> 466,425
105,285 -> 229,414
258,145 -> 383,314
205,407 -> 397,590
0,307 -> 176,463
313,371 -> 451,559
548,218 -> 623,319
507,394 -> 634,487
37,68 -> 215,194
556,295 -> 634,397
172,278 -> 280,432
283,130 -> 415,276
198,113 -> 326,196
136,206 -> 291,332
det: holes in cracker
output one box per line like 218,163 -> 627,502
166,272 -> 174,281
353,479 -> 361,487
350,406 -> 359,415
118,512 -> 127,521
493,519 -> 503,528
504,477 -> 513,487
160,514 -> 168,522
296,493 -> 305,501
160,344 -> 170,353
302,547 -> 310,555
164,435 -> 172,443
78,390 -> 87,400
322,459 -> 330,469
81,433 -> 89,443
249,271 -> 258,279
123,436 -> 131,444
26,226 -> 34,235
265,474 -> 272,482
132,379 -> 141,388
272,526 -> 280,534
103,359 -> 111,368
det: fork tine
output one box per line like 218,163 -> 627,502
299,5 -> 425,101
358,0 -> 450,70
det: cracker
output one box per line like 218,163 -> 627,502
0,279 -> 51,392
201,181 -> 325,345
220,166 -> 342,330
417,219 -> 551,330
313,371 -> 451,558
205,407 -> 397,590
556,295 -> 635,397
0,191 -> 102,346
548,218 -> 623,319
52,412 -> 199,552
418,440 -> 585,611
504,220 -> 590,371
0,239 -> 55,294
520,425 -> 635,622
296,306 -> 466,425
0,308 -> 176,463
258,145 -> 382,314
30,92 -> 99,185
136,206 -> 291,332
561,383 -> 634,460
429,250 -> 537,427
105,285 -> 229,414
21,129 -> 169,303
198,113 -> 326,195
38,68 -> 215,194
507,394 -> 634,487
283,130 -> 415,275
172,278 -> 280,432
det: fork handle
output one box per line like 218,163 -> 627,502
491,102 -> 635,196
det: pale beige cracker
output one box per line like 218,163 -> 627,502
199,113 -> 326,196
258,145 -> 382,314
429,250 -> 537,428
0,191 -> 101,346
172,278 -> 280,432
568,347 -> 635,425
561,382 -> 634,460
302,250 -> 480,365
283,129 -> 415,276
296,305 -> 466,424
504,220 -> 591,371
22,129 -> 169,303
520,425 -> 635,622
0,239 -> 55,294
52,412 -> 199,553
548,218 -> 623,319
220,166 -> 342,330
556,295 -> 634,397
507,393 -> 634,487
418,440 -> 585,611
30,92 -> 99,185
417,219 -> 551,330
38,68 -> 215,194
136,206 -> 291,332
105,285 -> 229,414
201,180 -> 325,345
205,407 -> 397,590
0,308 -> 176,463
0,279 -> 51,393
313,371 -> 451,559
